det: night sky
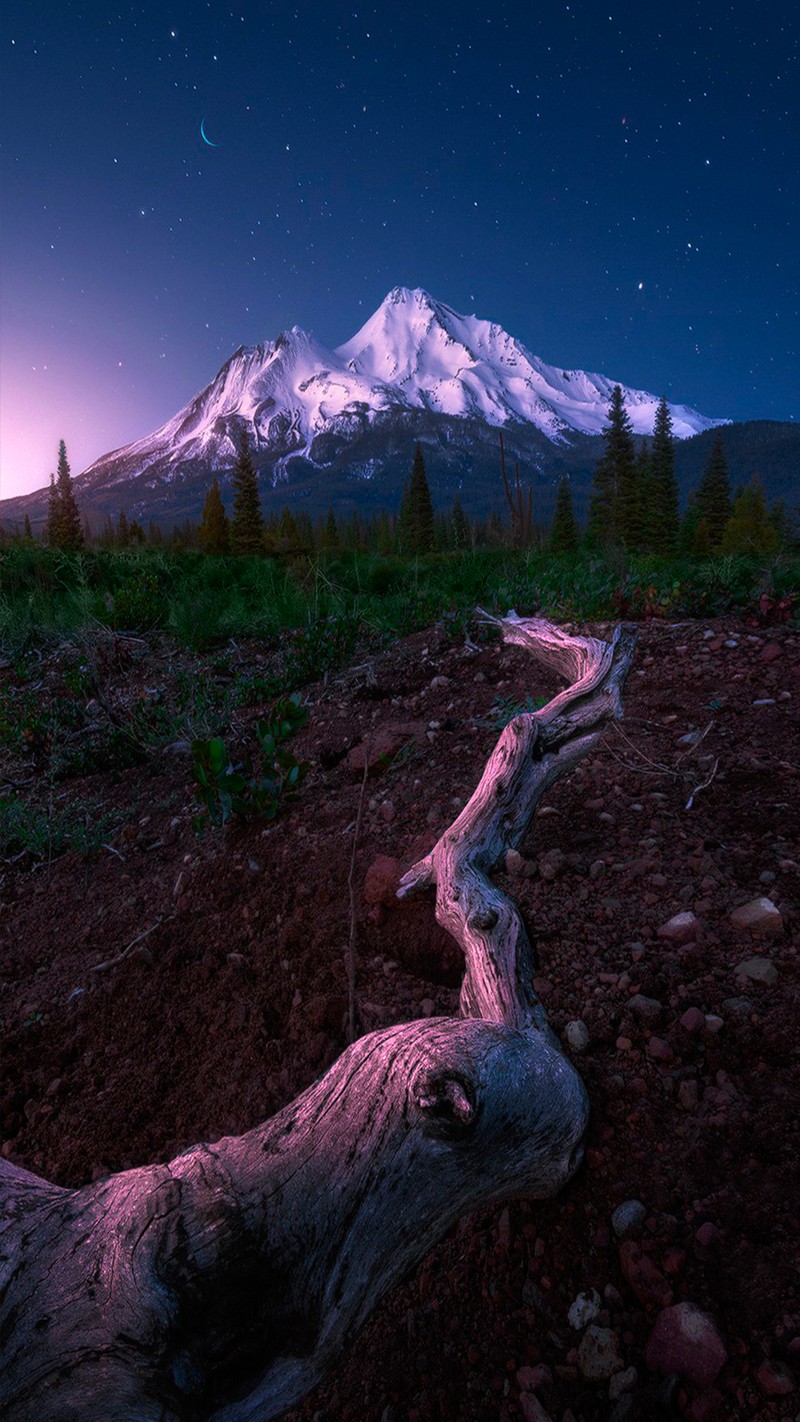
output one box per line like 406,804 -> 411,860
1,1 -> 797,499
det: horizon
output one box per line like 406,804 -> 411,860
2,3 -> 797,500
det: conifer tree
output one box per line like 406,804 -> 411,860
549,477 -> 579,554
695,432 -> 732,549
54,440 -> 83,549
649,398 -> 679,553
634,442 -> 655,551
398,444 -> 435,554
23,514 -> 33,541
230,431 -> 264,555
451,493 -> 471,551
719,476 -> 779,555
199,479 -> 230,554
117,510 -> 130,548
587,386 -> 635,547
276,507 -> 301,552
323,506 -> 340,549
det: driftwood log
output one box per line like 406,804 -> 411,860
0,614 -> 637,1421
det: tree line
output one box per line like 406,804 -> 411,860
15,397 -> 793,559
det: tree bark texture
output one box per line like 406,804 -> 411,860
0,614 -> 636,1421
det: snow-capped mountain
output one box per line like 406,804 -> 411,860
78,287 -> 725,495
338,288 -> 719,440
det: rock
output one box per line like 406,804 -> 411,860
756,1359 -> 794,1395
679,1006 -> 706,1034
516,1364 -> 552,1392
564,1020 -> 590,1053
538,847 -> 566,880
759,641 -> 783,662
618,1241 -> 673,1308
378,799 -> 396,823
729,897 -> 784,937
568,1288 -> 601,1330
645,1302 -> 727,1389
577,1325 -> 624,1380
735,956 -> 778,986
628,994 -> 662,1024
611,1200 -> 647,1239
505,848 -> 525,875
363,855 -> 403,907
647,1036 -> 673,1062
657,911 -> 699,944
346,722 -> 424,775
608,1366 -> 637,1400
678,1080 -> 699,1110
520,1394 -> 554,1422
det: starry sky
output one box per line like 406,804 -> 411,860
1,0 -> 797,499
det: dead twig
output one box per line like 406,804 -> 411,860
685,757 -> 720,810
90,914 -> 175,974
346,740 -> 370,1045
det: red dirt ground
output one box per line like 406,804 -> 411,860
2,615 -> 799,1422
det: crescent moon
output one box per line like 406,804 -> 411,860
200,118 -> 220,147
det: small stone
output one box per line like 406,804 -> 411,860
520,1395 -> 554,1422
680,1006 -> 706,1034
619,1241 -> 672,1309
729,897 -> 783,937
752,697 -> 776,706
695,1221 -> 720,1248
564,1020 -> 590,1053
568,1288 -> 602,1330
657,911 -> 699,944
505,848 -> 525,875
577,1325 -> 624,1380
759,641 -> 783,662
704,1014 -> 724,1034
608,1366 -> 638,1400
628,994 -> 662,1023
645,1302 -> 727,1389
735,956 -> 779,986
611,1199 -> 647,1239
647,1036 -> 673,1062
756,1359 -> 794,1396
363,855 -> 403,907
678,1080 -> 699,1110
378,799 -> 396,823
538,847 -> 567,880
429,675 -> 450,688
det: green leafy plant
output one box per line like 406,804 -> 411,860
484,694 -> 548,729
191,693 -> 308,829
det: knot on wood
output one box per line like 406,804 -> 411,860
469,908 -> 499,933
415,1071 -> 478,1139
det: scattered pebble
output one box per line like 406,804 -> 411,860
611,1199 -> 647,1240
577,1325 -> 624,1380
645,1302 -> 727,1389
568,1288 -> 601,1330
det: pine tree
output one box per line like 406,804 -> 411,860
117,510 -> 130,548
230,431 -> 264,555
587,386 -> 635,547
54,440 -> 83,549
719,476 -> 779,555
398,444 -> 435,554
549,477 -> 579,554
199,478 -> 230,554
23,514 -> 33,541
649,398 -> 679,553
695,433 -> 732,549
634,442 -> 656,551
451,493 -> 471,551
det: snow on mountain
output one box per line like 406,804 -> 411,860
79,288 -> 727,488
337,287 -> 722,440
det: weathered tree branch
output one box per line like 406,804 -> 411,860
0,614 -> 636,1421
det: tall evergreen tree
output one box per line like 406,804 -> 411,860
398,444 -> 435,554
549,477 -> 579,554
54,440 -> 83,549
719,476 -> 779,555
230,431 -> 264,554
23,514 -> 33,541
116,510 -> 130,548
199,478 -> 230,554
451,493 -> 471,551
649,398 -> 679,553
587,386 -> 635,547
695,432 -> 732,549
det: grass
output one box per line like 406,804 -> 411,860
1,544 -> 798,654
